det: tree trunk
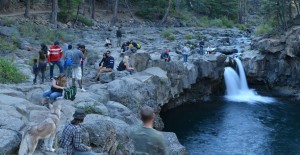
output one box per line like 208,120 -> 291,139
160,0 -> 172,25
124,0 -> 135,19
111,0 -> 119,23
24,0 -> 30,18
91,0 -> 95,19
51,0 -> 58,27
294,0 -> 300,15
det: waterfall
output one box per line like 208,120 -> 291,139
224,58 -> 274,103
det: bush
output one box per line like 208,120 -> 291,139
160,29 -> 173,38
254,23 -> 274,35
0,57 -> 27,84
184,34 -> 194,40
167,35 -> 176,41
0,37 -> 17,52
77,15 -> 93,26
1,17 -> 15,27
220,16 -> 234,28
236,24 -> 248,31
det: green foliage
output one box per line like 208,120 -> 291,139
0,57 -> 27,84
184,34 -> 194,40
198,16 -> 235,28
160,29 -> 173,38
160,29 -> 176,41
167,35 -> 176,41
1,17 -> 15,27
132,0 -> 167,20
77,15 -> 93,26
254,23 -> 274,35
19,22 -> 37,37
19,21 -> 67,44
236,24 -> 248,31
0,37 -> 17,52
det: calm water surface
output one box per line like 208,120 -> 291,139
162,97 -> 300,155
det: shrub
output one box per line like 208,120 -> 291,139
77,15 -> 93,26
184,34 -> 194,40
220,16 -> 234,28
0,37 -> 17,52
19,22 -> 37,38
160,29 -> 173,38
254,23 -> 273,35
1,17 -> 15,27
167,35 -> 176,41
0,57 -> 27,84
236,24 -> 247,31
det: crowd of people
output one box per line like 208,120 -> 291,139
29,27 -> 215,155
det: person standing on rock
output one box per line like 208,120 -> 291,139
130,106 -> 168,155
72,45 -> 87,92
60,109 -> 95,155
48,41 -> 64,79
38,45 -> 48,84
63,44 -> 73,79
116,27 -> 122,47
183,45 -> 189,64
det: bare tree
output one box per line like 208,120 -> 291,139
160,0 -> 172,25
24,0 -> 30,17
91,0 -> 95,19
51,0 -> 58,27
111,0 -> 119,23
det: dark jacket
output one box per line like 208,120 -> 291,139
106,56 -> 114,69
116,30 -> 122,38
160,52 -> 171,62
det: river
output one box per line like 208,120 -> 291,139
162,97 -> 300,155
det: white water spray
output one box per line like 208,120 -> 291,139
224,58 -> 275,103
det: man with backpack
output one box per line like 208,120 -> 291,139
48,41 -> 64,79
63,45 -> 73,78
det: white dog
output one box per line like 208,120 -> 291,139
18,103 -> 61,155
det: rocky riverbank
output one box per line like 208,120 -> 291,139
8,23 -> 300,154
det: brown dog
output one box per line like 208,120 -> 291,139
18,103 -> 61,155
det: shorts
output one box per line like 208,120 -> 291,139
72,67 -> 82,80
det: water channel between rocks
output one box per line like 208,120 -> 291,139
162,97 -> 300,155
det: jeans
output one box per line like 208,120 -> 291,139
43,89 -> 62,102
198,46 -> 204,55
64,65 -> 72,78
73,150 -> 95,155
127,69 -> 134,75
183,54 -> 188,63
49,60 -> 64,79
38,61 -> 46,82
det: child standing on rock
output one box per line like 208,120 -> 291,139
32,59 -> 39,85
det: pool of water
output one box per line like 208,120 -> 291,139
161,97 -> 300,155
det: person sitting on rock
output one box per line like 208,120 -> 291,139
130,106 -> 168,155
160,49 -> 171,62
117,56 -> 134,74
60,109 -> 95,155
93,53 -> 108,81
105,37 -> 112,48
104,51 -> 114,72
42,75 -> 66,105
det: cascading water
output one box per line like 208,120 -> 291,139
224,58 -> 274,103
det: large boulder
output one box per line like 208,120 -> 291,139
0,129 -> 20,154
130,50 -> 151,72
0,26 -> 20,37
162,132 -> 188,155
82,114 -> 118,154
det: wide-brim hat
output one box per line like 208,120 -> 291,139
73,109 -> 86,119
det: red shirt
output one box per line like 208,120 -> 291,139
48,45 -> 63,62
